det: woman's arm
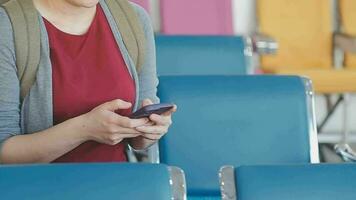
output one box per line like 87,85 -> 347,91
127,4 -> 177,150
0,116 -> 88,164
0,7 -> 78,164
0,99 -> 148,164
128,4 -> 160,150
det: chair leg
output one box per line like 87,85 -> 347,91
335,94 -> 356,162
325,94 -> 332,112
319,143 -> 344,163
318,95 -> 344,133
342,94 -> 350,144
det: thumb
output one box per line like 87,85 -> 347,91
102,99 -> 132,111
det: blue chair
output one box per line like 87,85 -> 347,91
155,35 -> 250,76
158,75 -> 319,199
220,164 -> 356,200
0,163 -> 186,200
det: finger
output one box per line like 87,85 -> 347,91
108,126 -> 144,134
102,99 -> 132,111
108,113 -> 149,128
136,125 -> 168,135
141,134 -> 162,141
149,114 -> 172,126
162,105 -> 177,116
108,134 -> 142,145
144,121 -> 155,126
106,139 -> 123,146
142,99 -> 154,107
110,133 -> 142,140
119,133 -> 142,139
130,134 -> 142,138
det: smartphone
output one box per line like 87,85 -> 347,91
130,103 -> 175,119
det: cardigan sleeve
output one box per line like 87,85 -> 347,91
130,3 -> 160,106
0,7 -> 22,148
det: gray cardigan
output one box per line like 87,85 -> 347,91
0,1 -> 159,148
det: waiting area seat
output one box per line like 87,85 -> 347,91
256,0 -> 356,94
155,35 -> 248,76
220,164 -> 356,200
0,163 -> 186,200
159,0 -> 233,35
158,75 -> 319,199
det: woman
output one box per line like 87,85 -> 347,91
0,0 -> 176,163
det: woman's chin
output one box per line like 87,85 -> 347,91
67,0 -> 100,8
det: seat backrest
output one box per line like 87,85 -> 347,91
257,0 -> 333,72
339,0 -> 356,69
130,0 -> 149,12
160,0 -> 233,35
158,75 -> 319,198
0,163 -> 185,200
233,164 -> 356,200
155,35 -> 248,76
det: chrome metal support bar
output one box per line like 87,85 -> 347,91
334,94 -> 356,162
342,94 -> 350,144
302,78 -> 320,163
251,34 -> 278,54
243,36 -> 255,74
317,95 -> 344,133
318,132 -> 356,144
219,166 -> 237,200
168,166 -> 187,200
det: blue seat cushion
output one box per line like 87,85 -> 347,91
0,163 -> 171,200
236,164 -> 356,200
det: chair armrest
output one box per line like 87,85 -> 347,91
168,166 -> 187,200
251,33 -> 278,54
219,166 -> 237,200
334,33 -> 356,53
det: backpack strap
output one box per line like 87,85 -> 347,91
2,0 -> 41,103
105,0 -> 146,72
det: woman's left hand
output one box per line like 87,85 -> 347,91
135,99 -> 177,141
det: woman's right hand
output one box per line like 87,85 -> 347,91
78,99 -> 148,145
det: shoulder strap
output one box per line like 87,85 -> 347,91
105,0 -> 146,72
2,0 -> 41,103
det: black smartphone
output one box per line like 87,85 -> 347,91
130,103 -> 175,119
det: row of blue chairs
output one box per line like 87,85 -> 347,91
2,162 -> 356,199
153,36 -> 337,199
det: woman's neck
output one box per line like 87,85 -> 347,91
33,0 -> 98,35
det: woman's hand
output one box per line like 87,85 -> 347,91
135,99 -> 177,141
79,99 -> 148,145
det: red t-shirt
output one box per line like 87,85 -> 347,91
44,5 -> 136,163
